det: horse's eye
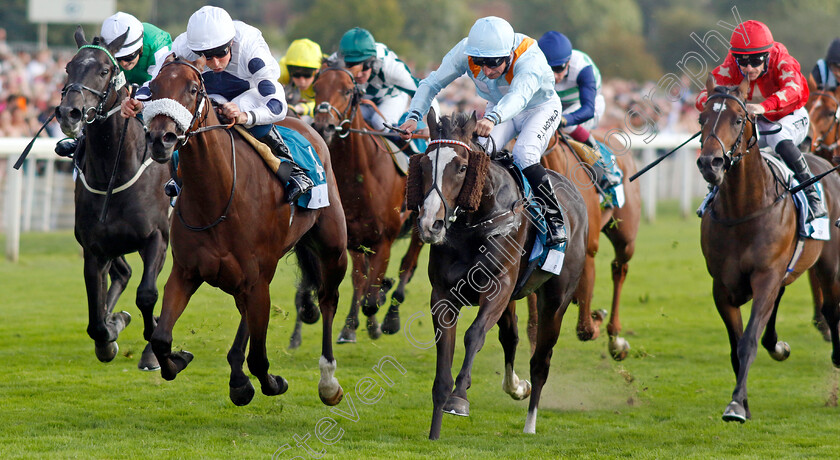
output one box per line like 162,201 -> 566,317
459,164 -> 467,173
344,89 -> 353,97
190,86 -> 198,95
698,116 -> 705,125
100,69 -> 109,77
735,117 -> 743,125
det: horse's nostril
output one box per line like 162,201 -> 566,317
712,157 -> 724,168
162,132 -> 178,146
432,220 -> 444,232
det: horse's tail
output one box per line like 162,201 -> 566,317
294,240 -> 323,295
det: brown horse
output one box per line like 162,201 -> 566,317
407,109 -> 588,438
526,135 -> 640,359
144,56 -> 347,406
55,28 -> 170,370
310,66 -> 424,343
696,76 -> 840,422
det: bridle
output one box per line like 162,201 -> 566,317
60,44 -> 127,123
809,90 -> 840,157
313,67 -> 362,138
701,90 -> 758,170
423,138 -> 475,228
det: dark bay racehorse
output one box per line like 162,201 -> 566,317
528,135 -> 640,360
697,76 -> 840,422
310,66 -> 424,343
407,109 -> 587,438
145,56 -> 347,406
55,27 -> 170,370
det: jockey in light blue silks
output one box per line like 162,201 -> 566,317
399,16 -> 568,246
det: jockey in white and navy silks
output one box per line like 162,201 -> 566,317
399,16 -> 568,247
810,38 -> 840,91
122,6 -> 312,202
329,27 -> 429,134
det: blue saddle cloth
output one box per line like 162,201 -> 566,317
274,125 -> 329,209
594,140 -> 625,209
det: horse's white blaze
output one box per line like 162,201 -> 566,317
524,408 -> 537,434
318,355 -> 340,397
502,363 -> 530,399
419,146 -> 458,232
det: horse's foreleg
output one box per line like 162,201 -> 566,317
526,294 -> 538,356
499,301 -> 531,400
430,292 -> 458,440
317,247 -> 347,406
574,255 -> 599,341
241,283 -> 288,399
227,318 -> 253,405
526,282 -> 567,434
361,240 -> 396,339
151,264 -> 200,381
383,229 -> 425,334
606,234 -> 635,360
135,230 -> 168,371
84,252 -> 128,362
817,276 -> 840,367
761,287 -> 791,362
809,269 -> 831,341
104,256 -> 131,314
338,251 -> 365,344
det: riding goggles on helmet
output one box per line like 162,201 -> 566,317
344,58 -> 374,71
472,55 -> 507,68
288,66 -> 316,79
195,41 -> 232,59
117,48 -> 141,63
551,62 -> 569,73
733,53 -> 767,68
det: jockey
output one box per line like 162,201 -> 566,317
121,6 -> 313,202
55,12 -> 172,158
399,16 -> 568,246
331,27 -> 420,134
810,38 -> 840,91
279,38 -> 323,122
696,20 -> 825,221
538,31 -> 620,190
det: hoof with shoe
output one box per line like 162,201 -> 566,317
722,401 -> 747,423
262,374 -> 289,396
609,336 -> 630,361
94,340 -> 119,362
288,331 -> 302,350
137,342 -> 161,371
319,385 -> 344,406
442,395 -> 470,417
381,307 -> 401,335
230,380 -> 256,406
367,317 -> 382,340
769,341 -> 790,361
171,350 -> 194,370
337,326 -> 356,344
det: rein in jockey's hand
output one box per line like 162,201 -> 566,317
746,103 -> 765,116
398,119 -> 417,140
121,98 -> 143,118
475,118 -> 495,137
218,102 -> 247,124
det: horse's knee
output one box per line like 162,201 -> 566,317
136,287 -> 158,311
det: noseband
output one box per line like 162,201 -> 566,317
61,44 -> 127,123
142,59 -> 213,147
423,139 -> 475,228
702,91 -> 758,170
313,67 -> 362,138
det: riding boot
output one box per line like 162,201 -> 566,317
777,140 -> 827,220
55,135 -> 85,162
583,134 -> 598,150
592,161 -> 622,190
523,164 -> 567,247
258,128 -> 314,202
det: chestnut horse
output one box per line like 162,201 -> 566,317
697,78 -> 840,423
407,109 -> 587,438
145,57 -> 347,406
526,135 -> 640,359
310,66 -> 424,343
55,28 -> 169,370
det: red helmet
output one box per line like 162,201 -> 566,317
730,20 -> 774,54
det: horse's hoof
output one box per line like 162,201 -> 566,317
770,341 -> 790,361
815,320 -> 832,343
507,380 -> 531,401
171,351 -> 194,372
722,401 -> 747,423
299,304 -> 320,325
592,309 -> 608,322
609,336 -> 630,361
381,309 -> 401,335
319,385 -> 344,406
112,311 -> 132,332
94,341 -> 119,362
443,395 -> 470,416
288,332 -> 302,350
361,304 -> 380,317
137,343 -> 160,371
230,381 -> 255,406
337,326 -> 356,344
367,317 -> 382,340
262,374 -> 289,396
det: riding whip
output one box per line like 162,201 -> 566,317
629,131 -> 702,182
13,112 -> 56,170
789,163 -> 840,194
99,84 -> 138,222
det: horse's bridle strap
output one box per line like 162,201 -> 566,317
428,139 -> 473,152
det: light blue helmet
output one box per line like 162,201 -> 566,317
464,16 -> 515,58
538,31 -> 572,67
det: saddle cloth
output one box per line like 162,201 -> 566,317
695,150 -> 829,240
235,125 -> 329,209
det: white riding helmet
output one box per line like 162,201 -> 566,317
100,12 -> 144,58
464,16 -> 515,58
187,6 -> 236,52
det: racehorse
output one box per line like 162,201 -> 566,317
407,108 -> 587,438
55,27 -> 170,370
804,85 -> 840,341
309,66 -> 424,344
144,56 -> 347,406
527,135 -> 640,360
696,76 -> 840,423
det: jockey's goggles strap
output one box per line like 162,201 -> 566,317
428,139 -> 472,152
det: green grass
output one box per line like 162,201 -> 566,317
2,203 -> 840,459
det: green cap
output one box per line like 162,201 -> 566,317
339,27 -> 376,63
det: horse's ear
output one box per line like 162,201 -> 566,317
736,77 -> 750,100
164,52 -> 177,64
405,155 -> 425,211
74,26 -> 88,48
105,29 -> 129,60
463,112 -> 478,137
456,149 -> 489,211
705,73 -> 715,96
428,107 -> 440,139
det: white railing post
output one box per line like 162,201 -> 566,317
679,146 -> 694,218
23,158 -> 36,231
42,157 -> 55,231
641,147 -> 657,222
6,158 -> 22,262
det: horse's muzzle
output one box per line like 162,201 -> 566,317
697,155 -> 725,186
147,130 -> 179,163
56,105 -> 84,137
417,214 -> 446,245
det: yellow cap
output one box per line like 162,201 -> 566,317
284,38 -> 323,69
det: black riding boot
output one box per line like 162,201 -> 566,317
523,164 -> 568,247
258,128 -> 313,203
592,161 -> 622,190
777,140 -> 826,220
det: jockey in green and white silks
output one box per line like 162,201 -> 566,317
400,16 -> 568,247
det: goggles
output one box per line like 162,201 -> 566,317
345,58 -> 374,71
117,48 -> 141,64
194,42 -> 232,60
472,55 -> 507,68
733,53 -> 768,68
551,62 -> 569,73
289,66 -> 316,79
